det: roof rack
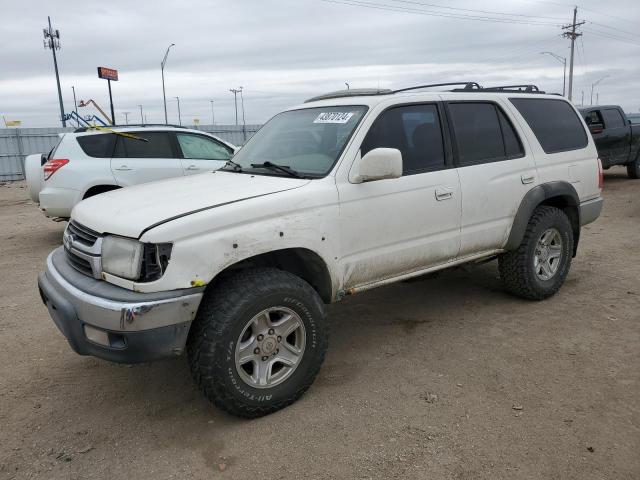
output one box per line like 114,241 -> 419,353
393,82 -> 481,93
304,82 -> 550,104
73,123 -> 188,133
305,88 -> 393,103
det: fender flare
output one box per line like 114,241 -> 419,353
505,181 -> 580,252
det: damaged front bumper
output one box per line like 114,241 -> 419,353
38,247 -> 204,363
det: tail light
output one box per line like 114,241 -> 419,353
597,157 -> 604,190
43,159 -> 69,180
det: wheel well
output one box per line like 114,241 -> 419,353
539,195 -> 580,256
211,248 -> 333,303
83,185 -> 120,199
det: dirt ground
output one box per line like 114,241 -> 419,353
0,169 -> 638,480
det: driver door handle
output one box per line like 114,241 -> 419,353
186,165 -> 199,171
115,165 -> 132,171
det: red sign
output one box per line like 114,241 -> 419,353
97,67 -> 118,81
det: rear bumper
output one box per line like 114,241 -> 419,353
38,247 -> 204,363
38,187 -> 81,218
580,197 -> 604,226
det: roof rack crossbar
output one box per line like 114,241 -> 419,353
393,82 -> 481,94
481,84 -> 543,93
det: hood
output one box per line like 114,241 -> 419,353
72,171 -> 310,238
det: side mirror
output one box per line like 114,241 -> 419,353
589,123 -> 604,134
350,148 -> 402,183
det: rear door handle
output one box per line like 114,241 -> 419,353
521,174 -> 535,184
186,165 -> 199,170
435,187 -> 454,201
115,165 -> 132,171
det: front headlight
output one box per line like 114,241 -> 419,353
101,235 -> 143,280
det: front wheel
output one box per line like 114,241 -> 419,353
499,206 -> 574,300
187,268 -> 328,418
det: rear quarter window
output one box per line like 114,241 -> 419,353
510,98 -> 588,154
76,134 -> 116,158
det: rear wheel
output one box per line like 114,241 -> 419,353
499,206 -> 574,300
187,268 -> 328,418
627,157 -> 640,179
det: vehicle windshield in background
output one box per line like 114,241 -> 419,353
229,106 -> 368,177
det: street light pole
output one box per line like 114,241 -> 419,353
123,112 -> 130,125
138,105 -> 143,123
230,88 -> 240,125
209,100 -> 215,125
540,51 -> 567,97
590,75 -> 609,105
43,16 -> 66,127
174,96 -> 181,125
161,43 -> 175,124
345,82 -> 350,90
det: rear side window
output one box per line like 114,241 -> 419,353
583,110 -> 603,125
510,98 -> 588,153
114,132 -> 175,158
76,134 -> 116,158
361,104 -> 445,175
176,134 -> 232,160
601,108 -> 625,129
447,102 -> 523,166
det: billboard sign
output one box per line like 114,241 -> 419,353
97,67 -> 118,81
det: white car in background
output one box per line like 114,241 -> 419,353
25,125 -> 236,219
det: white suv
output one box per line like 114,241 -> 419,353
25,125 -> 236,219
38,83 -> 603,418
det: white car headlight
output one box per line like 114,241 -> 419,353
101,235 -> 143,280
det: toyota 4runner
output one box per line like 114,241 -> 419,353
38,82 -> 604,418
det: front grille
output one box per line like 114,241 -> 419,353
65,248 -> 94,276
63,221 -> 103,278
67,221 -> 100,247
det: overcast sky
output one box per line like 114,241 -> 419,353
1,0 -> 639,127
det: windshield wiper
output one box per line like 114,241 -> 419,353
250,161 -> 302,178
222,159 -> 244,172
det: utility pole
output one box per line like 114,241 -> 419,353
161,43 -> 175,124
123,112 -> 130,125
562,7 -> 585,102
581,91 -> 584,106
239,87 -> 246,141
590,75 -> 609,105
209,100 -> 215,125
174,96 -> 181,125
596,93 -> 599,105
230,88 -> 241,125
43,16 -> 66,127
138,105 -> 143,123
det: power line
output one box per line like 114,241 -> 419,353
386,0 -> 566,21
582,29 -> 640,47
321,0 -> 562,26
588,21 -> 640,39
578,5 -> 638,27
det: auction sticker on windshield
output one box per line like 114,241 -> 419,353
313,112 -> 355,124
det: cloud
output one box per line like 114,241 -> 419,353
2,0 -> 639,126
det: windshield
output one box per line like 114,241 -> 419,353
229,106 -> 368,177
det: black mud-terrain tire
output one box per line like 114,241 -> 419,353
499,206 -> 574,301
627,157 -> 640,179
187,268 -> 328,418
